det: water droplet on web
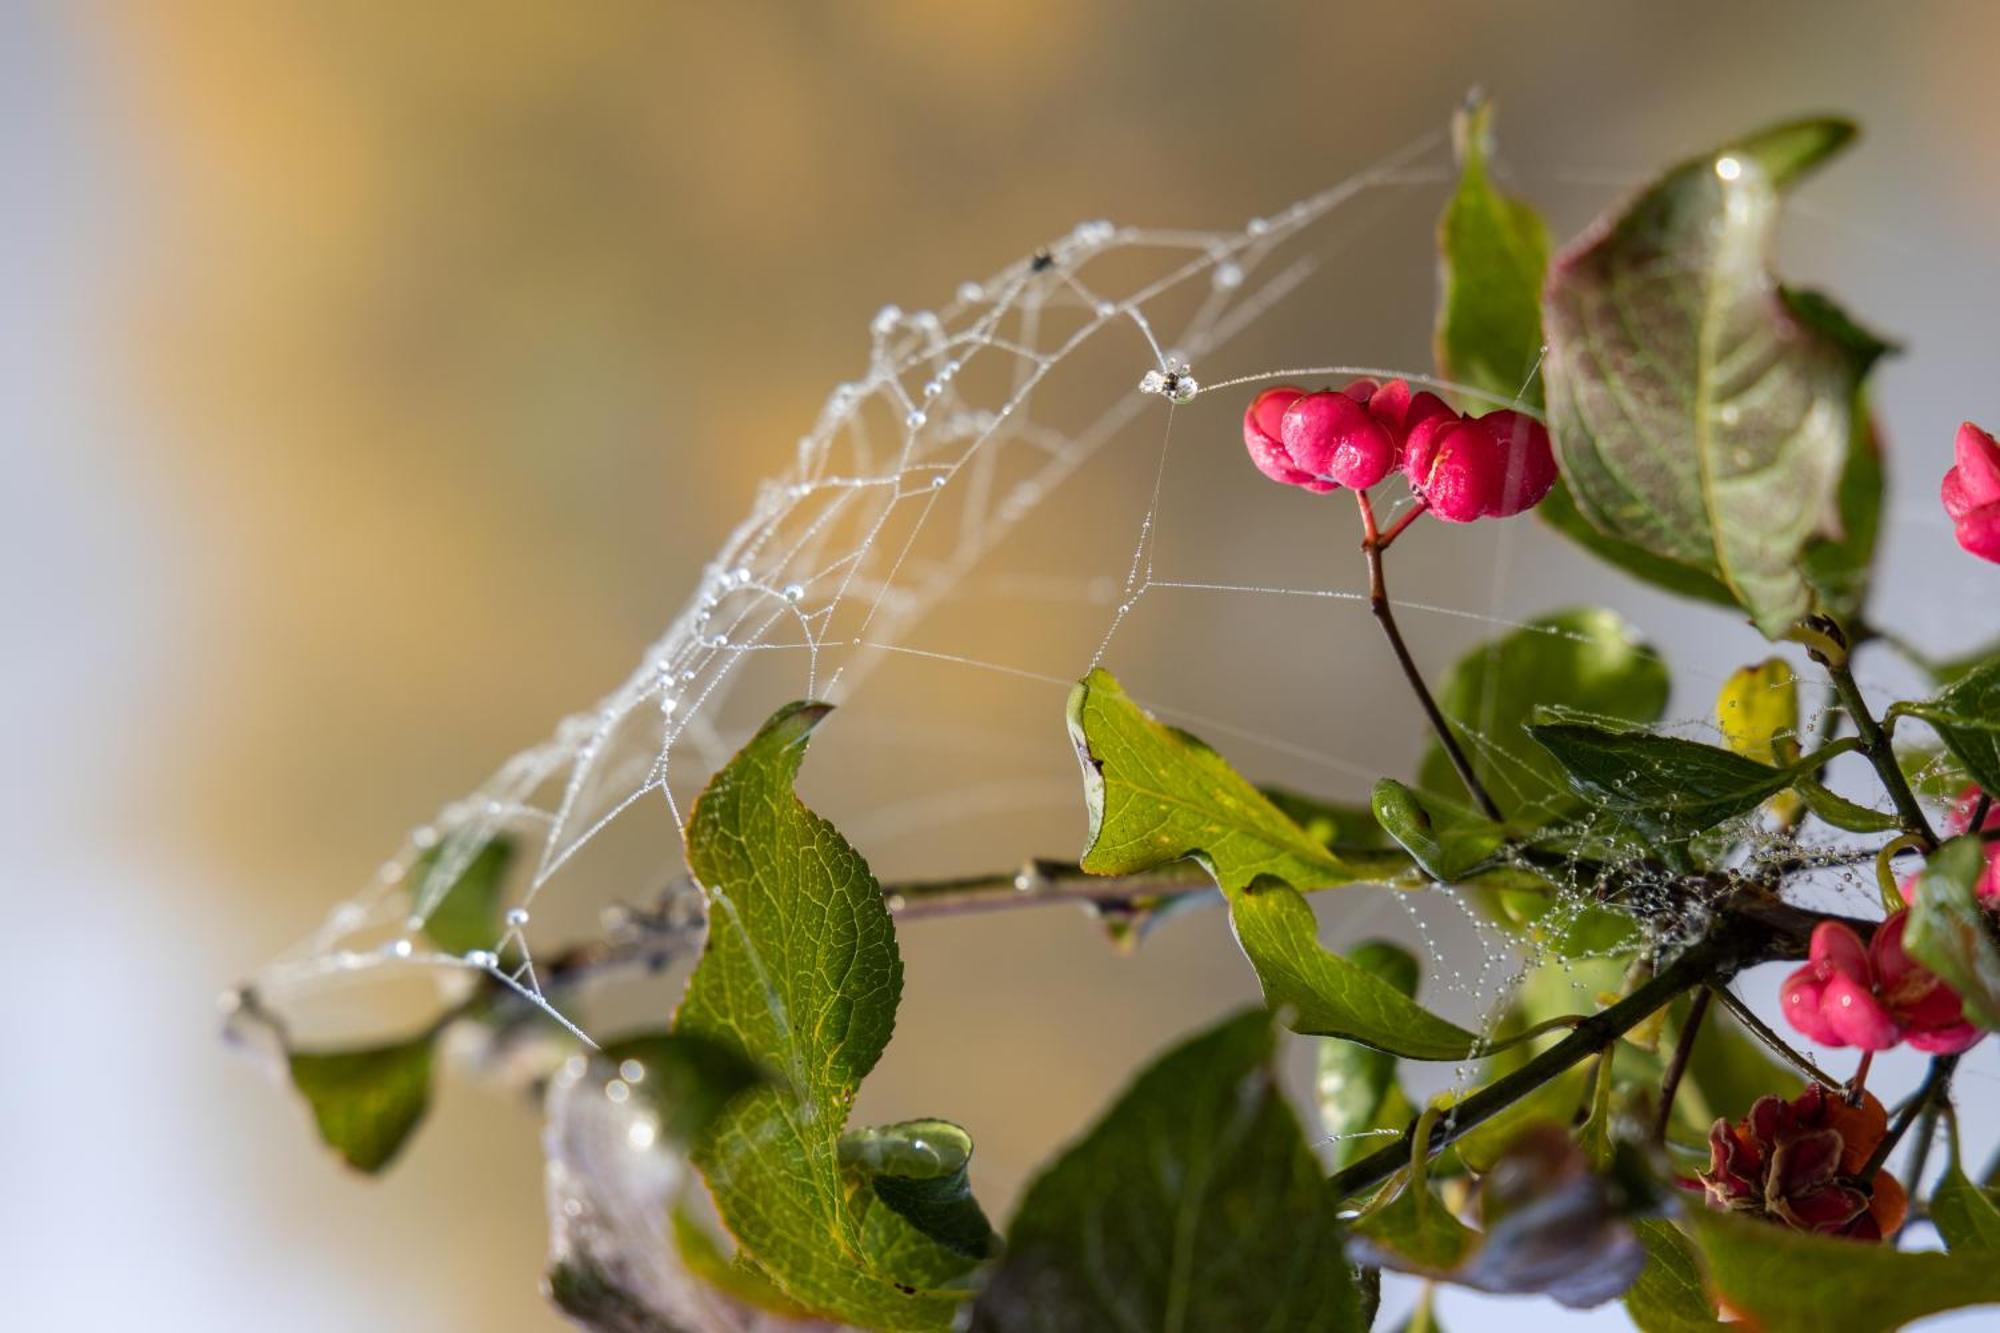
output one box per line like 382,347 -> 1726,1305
412,826 -> 439,850
386,937 -> 414,959
930,473 -> 948,489
1095,301 -> 1116,318
506,907 -> 531,928
1213,261 -> 1244,290
1138,369 -> 1167,395
956,281 -> 983,303
1166,373 -> 1199,403
906,409 -> 928,430
1246,217 -> 1271,237
871,304 -> 902,337
466,949 -> 497,969
781,583 -> 805,604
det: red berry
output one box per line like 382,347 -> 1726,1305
1281,390 -> 1399,489
1413,421 -> 1501,522
1242,386 -> 1335,492
1943,422 -> 2000,564
1475,410 -> 1559,517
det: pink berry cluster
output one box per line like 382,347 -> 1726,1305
1943,422 -> 2000,564
1242,378 -> 1557,522
1779,788 -> 1999,1056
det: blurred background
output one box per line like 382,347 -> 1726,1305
8,1 -> 2000,1328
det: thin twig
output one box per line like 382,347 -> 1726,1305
1709,985 -> 1843,1090
1328,928 -> 1746,1202
1861,1054 -> 1959,1181
1810,618 -> 1937,850
1355,492 -> 1503,822
1654,986 -> 1713,1144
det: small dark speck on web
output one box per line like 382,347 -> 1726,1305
895,1283 -> 917,1295
1031,249 -> 1053,272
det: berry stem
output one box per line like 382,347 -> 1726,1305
1355,491 -> 1504,823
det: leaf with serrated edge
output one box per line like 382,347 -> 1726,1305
1419,608 -> 1669,824
1071,670 -> 1477,1059
1527,710 -> 1798,837
1688,1208 -> 2000,1331
1542,118 -> 1868,637
677,701 -> 981,1331
1900,657 -> 2000,798
1902,836 -> 2000,1031
970,1011 -> 1364,1333
1623,1219 -> 1724,1333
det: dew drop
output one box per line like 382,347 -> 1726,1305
1213,261 -> 1244,290
781,583 -> 805,604
505,907 -> 531,928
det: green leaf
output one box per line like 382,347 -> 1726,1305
1539,480 -> 1739,609
1351,1174 -> 1478,1275
1800,388 -> 1888,626
288,1032 -> 434,1174
1419,608 -> 1670,824
594,1031 -> 768,1147
677,701 -> 982,1331
1794,780 -> 1901,834
970,1011 -> 1365,1333
1372,779 -> 1507,882
669,1207 -> 816,1319
1688,1207 -> 2000,1331
1068,669 -> 1359,892
408,835 -> 514,957
841,1120 -> 997,1264
1318,941 -> 1420,1169
1902,836 -> 2000,1031
1899,656 -> 2000,797
1071,670 -> 1479,1059
1261,785 -> 1398,852
1934,638 -> 2000,686
1236,877 -> 1480,1059
1932,1160 -> 2000,1254
1434,93 -> 1552,409
1624,1219 -> 1725,1333
1526,711 -> 1798,837
1542,117 -> 1871,638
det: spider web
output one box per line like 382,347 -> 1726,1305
233,123 -> 1926,1205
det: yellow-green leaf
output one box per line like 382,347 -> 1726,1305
1070,670 -> 1477,1059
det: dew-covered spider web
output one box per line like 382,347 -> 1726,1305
232,125 -> 1957,1302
